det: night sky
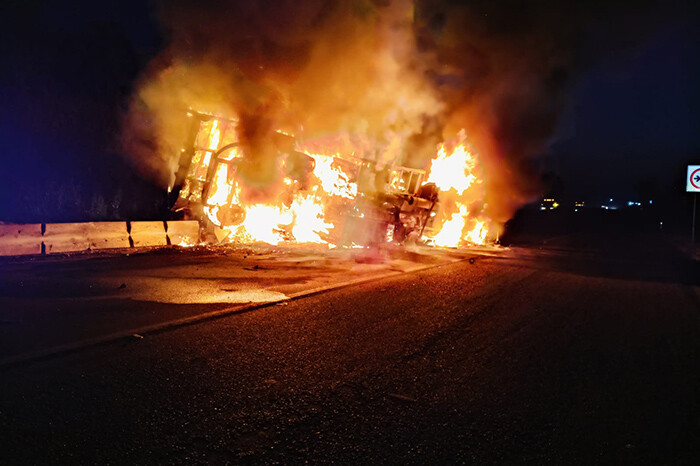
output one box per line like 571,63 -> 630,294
0,0 -> 698,224
550,18 -> 700,204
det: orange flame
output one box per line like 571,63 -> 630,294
307,153 -> 358,199
431,203 -> 468,247
425,131 -> 491,247
201,144 -> 355,245
426,145 -> 477,194
192,119 -> 492,248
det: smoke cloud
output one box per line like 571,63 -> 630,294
123,0 -> 441,186
122,0 -> 685,224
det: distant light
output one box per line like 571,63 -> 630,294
609,198 -> 613,202
574,208 -> 578,212
649,200 -> 653,204
540,206 -> 546,211
552,202 -> 559,208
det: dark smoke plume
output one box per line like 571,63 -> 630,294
410,0 -> 690,222
122,0 -> 689,224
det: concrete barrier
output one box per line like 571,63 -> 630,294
0,220 -> 203,256
130,221 -> 168,247
0,224 -> 43,256
166,220 -> 200,246
88,222 -> 131,250
44,222 -> 130,254
43,223 -> 91,253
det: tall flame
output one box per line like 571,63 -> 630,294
424,131 -> 491,247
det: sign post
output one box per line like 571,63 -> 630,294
694,194 -> 697,243
687,165 -> 700,242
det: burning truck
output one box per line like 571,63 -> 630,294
168,111 -> 492,248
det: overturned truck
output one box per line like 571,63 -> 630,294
167,111 -> 490,248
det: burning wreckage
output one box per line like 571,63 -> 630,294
169,111 -> 493,249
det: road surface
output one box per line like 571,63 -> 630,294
1,236 -> 698,464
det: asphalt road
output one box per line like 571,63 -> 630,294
1,236 -> 699,464
0,245 -> 469,362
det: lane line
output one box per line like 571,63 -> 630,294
0,256 -> 470,369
